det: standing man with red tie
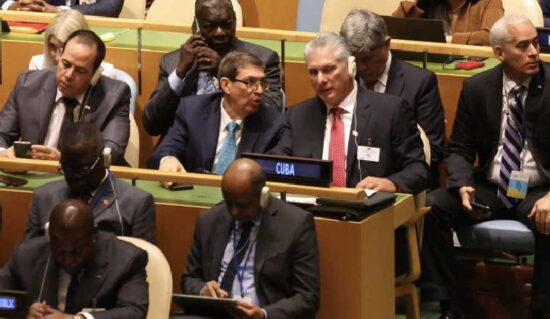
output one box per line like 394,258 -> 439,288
284,32 -> 428,194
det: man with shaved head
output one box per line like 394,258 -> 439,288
0,199 -> 148,319
181,159 -> 320,319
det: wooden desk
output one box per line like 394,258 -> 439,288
0,160 -> 413,319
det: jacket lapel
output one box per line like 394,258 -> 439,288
253,199 -> 280,289
73,243 -> 108,311
238,111 -> 261,155
209,209 -> 233,280
36,70 -> 60,144
31,252 -> 58,307
310,98 -> 328,159
91,177 -> 116,220
385,58 -> 405,96
486,65 -> 505,148
346,88 -> 371,181
82,82 -> 103,124
201,98 -> 222,171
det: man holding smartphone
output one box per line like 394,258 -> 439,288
421,15 -> 550,319
142,0 -> 283,138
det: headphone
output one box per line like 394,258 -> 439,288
74,66 -> 103,122
259,186 -> 270,209
348,56 -> 356,78
102,147 -> 112,169
90,65 -> 103,86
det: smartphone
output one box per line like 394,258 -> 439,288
169,183 -> 194,191
13,141 -> 31,158
471,201 -> 490,211
192,17 -> 201,35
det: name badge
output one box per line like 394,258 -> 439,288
357,146 -> 380,162
507,170 -> 529,199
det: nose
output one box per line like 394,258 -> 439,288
213,26 -> 226,37
65,67 -> 75,79
317,72 -> 328,85
527,42 -> 539,56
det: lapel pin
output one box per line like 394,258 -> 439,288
102,199 -> 110,206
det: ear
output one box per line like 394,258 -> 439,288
384,36 -> 392,49
219,77 -> 231,94
493,46 -> 504,62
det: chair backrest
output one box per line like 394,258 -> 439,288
146,0 -> 243,27
320,0 -> 403,32
119,0 -> 146,19
117,236 -> 173,319
502,0 -> 544,27
296,0 -> 325,32
112,69 -> 140,167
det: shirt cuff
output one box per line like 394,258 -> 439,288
160,155 -> 176,166
261,308 -> 268,319
168,70 -> 187,94
1,1 -> 15,10
78,312 -> 94,319
59,5 -> 70,10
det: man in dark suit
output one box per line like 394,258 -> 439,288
143,0 -> 283,137
1,0 -> 123,17
0,199 -> 148,319
181,158 -> 319,319
286,32 -> 428,193
421,15 -> 550,318
340,9 -> 445,188
0,30 -> 130,165
26,123 -> 155,243
147,51 -> 289,186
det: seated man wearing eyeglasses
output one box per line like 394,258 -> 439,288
147,51 -> 290,187
25,122 -> 156,243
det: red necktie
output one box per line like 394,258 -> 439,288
329,108 -> 346,187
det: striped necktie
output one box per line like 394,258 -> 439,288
329,107 -> 346,187
497,85 -> 526,209
213,122 -> 238,175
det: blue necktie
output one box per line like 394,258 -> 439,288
498,85 -> 526,209
196,72 -> 219,95
219,221 -> 254,296
213,122 -> 238,175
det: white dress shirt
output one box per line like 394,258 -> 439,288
488,74 -> 544,186
321,81 -> 358,166
372,52 -> 392,94
43,90 -> 85,148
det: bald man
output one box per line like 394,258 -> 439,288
181,159 -> 320,319
0,200 -> 148,319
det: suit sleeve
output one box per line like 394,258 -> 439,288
181,215 -> 207,295
102,81 -> 131,166
143,56 -> 183,136
146,99 -> 189,168
264,213 -> 320,319
260,50 -> 284,112
131,192 -> 156,244
72,0 -> 123,17
386,99 -> 430,194
445,84 -> 477,190
93,248 -> 149,319
415,71 -> 445,166
0,247 -> 22,291
0,73 -> 25,148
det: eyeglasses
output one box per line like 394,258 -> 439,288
232,78 -> 269,91
59,155 -> 101,176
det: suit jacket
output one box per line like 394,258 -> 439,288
147,92 -> 290,171
386,58 -> 445,168
446,62 -> 550,190
286,86 -> 429,194
25,174 -> 156,243
0,232 -> 148,319
182,197 -> 320,319
143,38 -> 283,136
0,69 -> 130,165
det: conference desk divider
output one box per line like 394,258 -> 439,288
0,157 -> 418,318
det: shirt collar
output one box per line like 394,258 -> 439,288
55,89 -> 86,105
220,98 -> 244,128
327,80 -> 358,114
503,73 -> 531,95
377,52 -> 392,89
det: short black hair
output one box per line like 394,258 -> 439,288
63,29 -> 106,72
59,122 -> 104,156
195,0 -> 235,17
218,51 -> 264,80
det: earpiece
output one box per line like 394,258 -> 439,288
44,221 -> 50,242
102,148 -> 112,169
348,56 -> 356,78
90,65 -> 103,86
259,186 -> 270,209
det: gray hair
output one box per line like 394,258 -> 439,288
490,14 -> 533,48
304,32 -> 351,64
340,9 -> 388,55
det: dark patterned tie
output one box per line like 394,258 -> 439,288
497,85 -> 526,209
219,221 -> 254,296
65,273 -> 79,314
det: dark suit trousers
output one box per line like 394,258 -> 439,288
419,179 -> 550,312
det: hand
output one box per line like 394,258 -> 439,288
0,146 -> 16,158
176,35 -> 207,78
158,156 -> 186,188
230,302 -> 265,319
196,47 -> 221,73
200,280 -> 228,298
458,186 -> 476,211
528,192 -> 550,235
26,302 -> 49,319
28,145 -> 61,161
42,306 -> 72,319
356,176 -> 397,192
30,0 -> 59,12
8,0 -> 35,11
